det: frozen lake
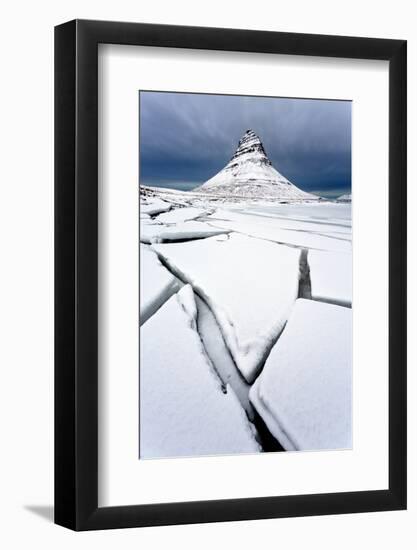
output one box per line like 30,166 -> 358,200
139,193 -> 352,459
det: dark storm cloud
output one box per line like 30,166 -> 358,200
139,91 -> 351,197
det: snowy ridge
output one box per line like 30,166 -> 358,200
337,193 -> 352,203
195,130 -> 318,202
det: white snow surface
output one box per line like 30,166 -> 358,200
140,285 -> 261,458
155,206 -> 207,224
250,299 -> 352,451
308,249 -> 352,306
140,244 -> 181,325
139,189 -> 353,455
206,217 -> 352,252
244,203 -> 351,221
140,198 -> 172,216
196,130 -> 318,202
140,220 -> 229,244
235,210 -> 351,236
152,233 -> 301,383
207,211 -> 351,253
337,193 -> 352,202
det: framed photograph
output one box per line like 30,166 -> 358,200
55,19 -> 407,530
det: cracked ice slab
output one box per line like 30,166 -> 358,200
206,207 -> 351,252
155,206 -> 207,224
195,295 -> 254,419
250,299 -> 352,451
207,216 -> 351,253
308,250 -> 352,307
211,209 -> 352,236
140,244 -> 180,325
140,198 -> 172,216
244,203 -> 352,222
153,233 -> 301,383
140,285 -> 261,459
140,220 -> 229,244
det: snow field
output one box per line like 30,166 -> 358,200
250,299 -> 352,451
140,195 -> 353,456
140,285 -> 261,458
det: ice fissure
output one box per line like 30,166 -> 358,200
146,240 -> 291,451
298,249 -> 312,300
194,294 -> 286,452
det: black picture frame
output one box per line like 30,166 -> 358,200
55,19 -> 407,531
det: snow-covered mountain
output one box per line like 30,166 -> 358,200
195,129 -> 318,201
337,193 -> 352,203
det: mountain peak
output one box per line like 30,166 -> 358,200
231,130 -> 271,167
242,128 -> 259,140
195,130 -> 318,202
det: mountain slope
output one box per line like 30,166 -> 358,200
195,129 -> 318,201
337,193 -> 352,203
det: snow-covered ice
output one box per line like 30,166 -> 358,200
308,249 -> 352,306
140,285 -> 261,458
153,233 -> 301,383
140,198 -> 172,216
235,209 -> 351,236
207,210 -> 351,253
140,220 -> 230,244
139,182 -> 352,456
140,244 -> 181,325
155,206 -> 207,224
250,299 -> 352,451
195,296 -> 254,419
244,203 -> 351,222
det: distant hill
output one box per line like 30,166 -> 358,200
336,193 -> 352,203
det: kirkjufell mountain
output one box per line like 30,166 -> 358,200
195,129 -> 318,201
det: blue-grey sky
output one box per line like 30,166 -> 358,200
139,91 -> 351,199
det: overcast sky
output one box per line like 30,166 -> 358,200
139,91 -> 351,198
